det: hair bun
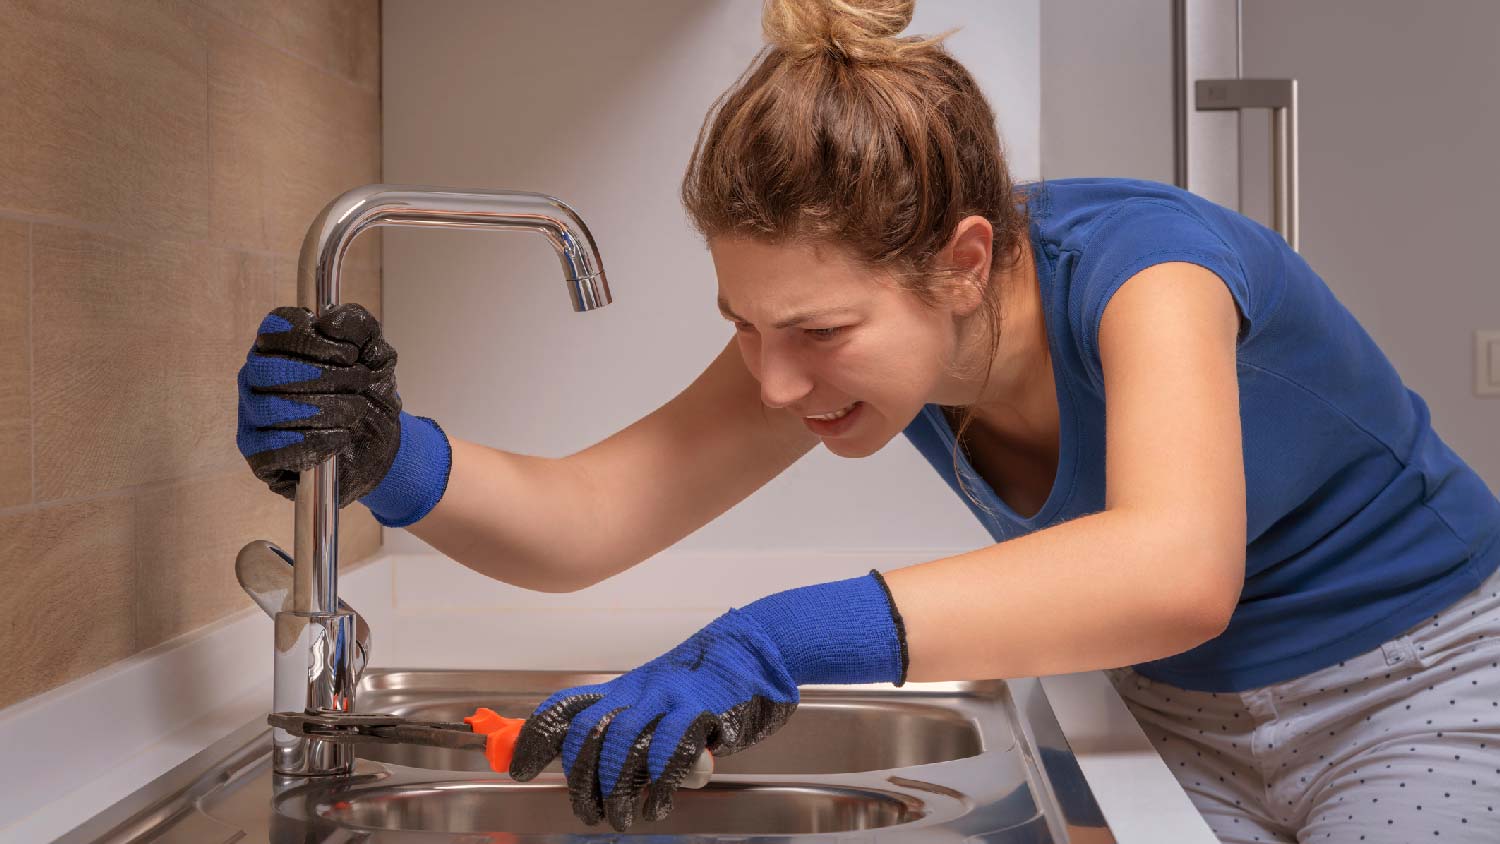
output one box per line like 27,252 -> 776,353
763,0 -> 917,61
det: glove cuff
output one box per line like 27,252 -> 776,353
740,570 -> 909,687
359,412 -> 453,528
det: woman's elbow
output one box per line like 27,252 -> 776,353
459,551 -> 601,594
1178,547 -> 1245,642
1135,505 -> 1244,643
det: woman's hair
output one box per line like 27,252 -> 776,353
680,0 -> 1029,511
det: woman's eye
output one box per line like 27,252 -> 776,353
805,326 -> 845,341
733,322 -> 755,333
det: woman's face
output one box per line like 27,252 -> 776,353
709,235 -> 978,458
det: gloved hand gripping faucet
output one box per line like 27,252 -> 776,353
236,303 -> 913,833
236,302 -> 452,527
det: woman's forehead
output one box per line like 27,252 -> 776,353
710,235 -> 853,270
711,237 -> 888,302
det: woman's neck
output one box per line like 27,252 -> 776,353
956,237 -> 1056,445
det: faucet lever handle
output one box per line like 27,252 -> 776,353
236,539 -> 371,680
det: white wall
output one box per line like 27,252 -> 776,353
380,0 -> 1039,657
1041,0 -> 1500,489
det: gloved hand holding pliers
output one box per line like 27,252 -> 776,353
508,569 -> 910,831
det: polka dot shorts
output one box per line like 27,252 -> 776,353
1105,563 -> 1500,843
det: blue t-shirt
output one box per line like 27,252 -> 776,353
902,177 -> 1500,692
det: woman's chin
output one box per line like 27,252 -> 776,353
821,431 -> 887,459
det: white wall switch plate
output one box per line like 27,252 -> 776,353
1476,331 -> 1500,398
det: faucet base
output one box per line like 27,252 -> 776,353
272,610 -> 357,776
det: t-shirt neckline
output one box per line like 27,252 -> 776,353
922,222 -> 1078,531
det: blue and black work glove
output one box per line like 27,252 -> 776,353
236,303 -> 452,528
508,570 -> 909,831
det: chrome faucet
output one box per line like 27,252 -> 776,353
269,185 -> 611,777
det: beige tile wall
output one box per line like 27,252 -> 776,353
0,0 -> 385,710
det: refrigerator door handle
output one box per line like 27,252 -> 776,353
1196,78 -> 1301,252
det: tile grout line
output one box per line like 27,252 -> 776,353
0,210 -> 380,272
28,222 -> 35,507
0,461 -> 276,519
129,477 -> 140,655
205,20 -> 213,260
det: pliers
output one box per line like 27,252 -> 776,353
268,708 -> 524,772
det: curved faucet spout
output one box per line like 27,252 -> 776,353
298,185 -> 611,321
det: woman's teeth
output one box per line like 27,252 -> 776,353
806,402 -> 857,421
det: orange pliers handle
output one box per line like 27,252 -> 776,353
463,706 -> 526,773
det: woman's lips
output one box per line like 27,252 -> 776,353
802,401 -> 864,436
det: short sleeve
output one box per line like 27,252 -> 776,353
1068,199 -> 1252,393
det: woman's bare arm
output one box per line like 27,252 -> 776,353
888,262 -> 1248,678
405,338 -> 818,592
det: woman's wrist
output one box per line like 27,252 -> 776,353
359,411 -> 454,528
738,570 -> 909,687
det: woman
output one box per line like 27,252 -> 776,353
236,1 -> 1500,840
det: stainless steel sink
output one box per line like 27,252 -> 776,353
354,670 -> 988,776
55,669 -> 1115,843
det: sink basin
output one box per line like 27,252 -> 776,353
353,671 -> 991,775
56,669 -> 1114,843
299,780 -> 924,835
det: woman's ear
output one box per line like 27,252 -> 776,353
940,216 -> 994,318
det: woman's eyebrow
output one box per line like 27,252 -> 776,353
716,297 -> 742,320
717,297 -> 854,329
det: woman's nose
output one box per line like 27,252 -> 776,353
757,347 -> 814,410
